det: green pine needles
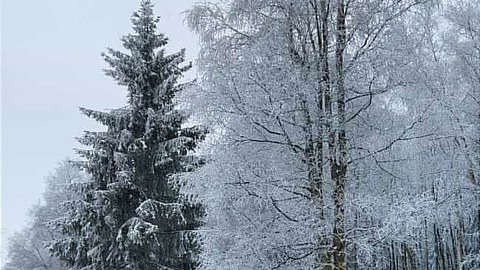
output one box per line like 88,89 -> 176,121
46,1 -> 206,269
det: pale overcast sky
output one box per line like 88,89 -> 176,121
1,0 -> 201,264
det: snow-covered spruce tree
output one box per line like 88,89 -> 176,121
46,1 -> 206,269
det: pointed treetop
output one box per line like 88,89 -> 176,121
119,0 -> 168,59
131,0 -> 158,33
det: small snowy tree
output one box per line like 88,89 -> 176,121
46,1 -> 206,269
2,161 -> 87,270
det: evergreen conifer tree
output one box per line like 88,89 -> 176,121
47,1 -> 206,269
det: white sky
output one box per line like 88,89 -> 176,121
1,0 -> 201,264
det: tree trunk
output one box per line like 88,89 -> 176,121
328,1 -> 347,269
312,0 -> 332,268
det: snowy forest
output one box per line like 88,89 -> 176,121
3,0 -> 480,269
